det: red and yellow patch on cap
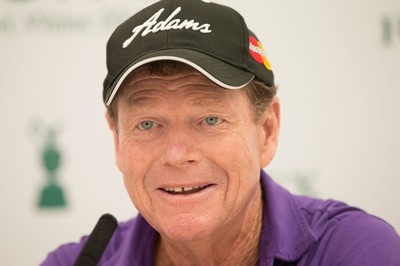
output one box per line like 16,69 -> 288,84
249,36 -> 272,71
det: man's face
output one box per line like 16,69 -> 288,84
108,67 -> 279,242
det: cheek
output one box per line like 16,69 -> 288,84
119,140 -> 140,177
118,131 -> 162,173
201,134 -> 261,225
218,129 -> 261,171
119,139 -> 157,212
208,130 -> 261,194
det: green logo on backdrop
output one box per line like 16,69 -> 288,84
382,14 -> 400,46
31,121 -> 67,209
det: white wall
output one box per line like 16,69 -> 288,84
0,0 -> 399,265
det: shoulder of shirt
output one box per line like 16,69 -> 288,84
291,195 -> 400,265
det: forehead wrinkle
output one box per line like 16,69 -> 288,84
127,82 -> 225,106
125,71 -> 206,90
186,92 -> 226,108
126,88 -> 168,109
120,69 -> 242,111
122,75 -> 173,108
128,89 -> 227,112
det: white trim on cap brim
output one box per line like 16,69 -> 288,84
105,56 -> 254,106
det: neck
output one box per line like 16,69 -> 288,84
155,186 -> 263,266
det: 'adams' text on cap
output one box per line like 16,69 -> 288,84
123,7 -> 212,48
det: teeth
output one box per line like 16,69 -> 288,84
163,186 -> 205,193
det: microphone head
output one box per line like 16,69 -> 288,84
74,214 -> 118,266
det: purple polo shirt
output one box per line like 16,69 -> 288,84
42,171 -> 400,265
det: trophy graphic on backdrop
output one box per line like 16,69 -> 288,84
31,120 -> 67,208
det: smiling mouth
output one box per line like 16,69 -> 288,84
162,185 -> 211,195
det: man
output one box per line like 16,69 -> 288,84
42,0 -> 400,265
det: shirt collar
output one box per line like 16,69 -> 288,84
259,170 -> 317,263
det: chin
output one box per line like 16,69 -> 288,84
159,213 -> 217,242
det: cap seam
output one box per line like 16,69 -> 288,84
165,0 -> 173,48
237,13 -> 247,68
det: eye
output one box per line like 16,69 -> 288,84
138,120 -> 156,130
204,116 -> 221,126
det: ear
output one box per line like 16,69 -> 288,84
258,96 -> 280,168
105,112 -> 123,172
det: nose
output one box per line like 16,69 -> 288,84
160,125 -> 201,167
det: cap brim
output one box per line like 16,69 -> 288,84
105,49 -> 255,106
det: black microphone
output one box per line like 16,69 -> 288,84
74,213 -> 118,266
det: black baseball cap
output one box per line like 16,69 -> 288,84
103,0 -> 274,106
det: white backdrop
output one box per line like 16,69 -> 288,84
0,0 -> 399,265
